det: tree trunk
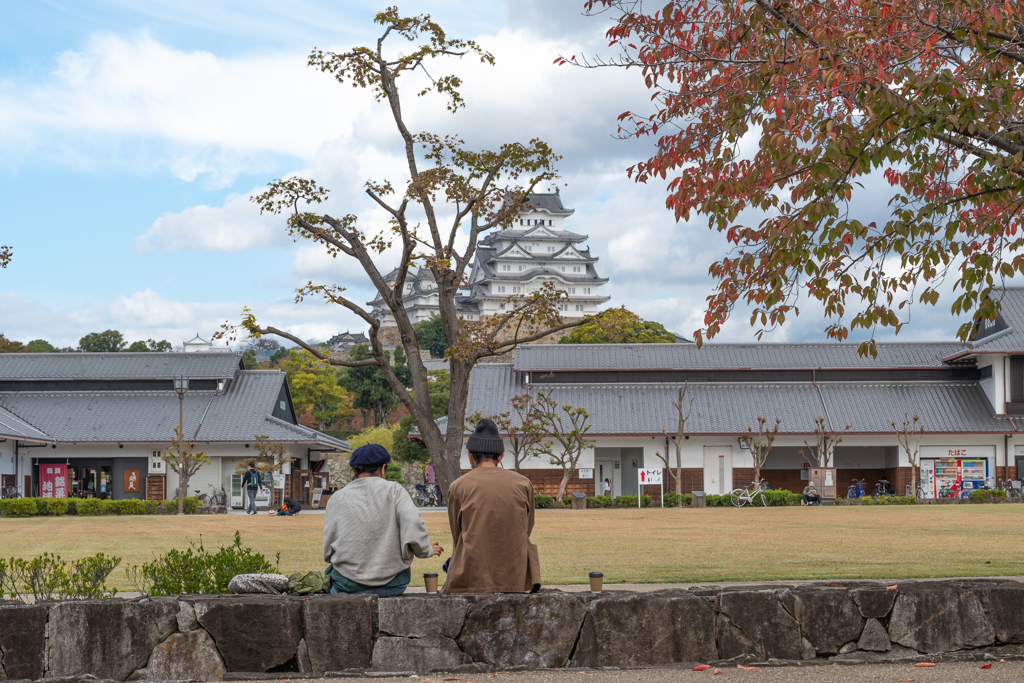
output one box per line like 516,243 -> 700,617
178,472 -> 188,515
674,446 -> 683,500
556,469 -> 571,503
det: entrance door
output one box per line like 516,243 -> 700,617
595,461 -> 615,497
1016,456 -> 1024,482
703,446 -> 733,495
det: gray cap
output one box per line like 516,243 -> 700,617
467,418 -> 505,455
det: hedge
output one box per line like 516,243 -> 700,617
534,494 -> 555,509
0,498 -> 38,517
0,496 -> 201,517
970,489 -> 1008,504
839,495 -> 918,505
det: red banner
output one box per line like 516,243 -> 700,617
40,464 -> 68,498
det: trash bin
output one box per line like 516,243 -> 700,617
692,491 -> 706,508
571,491 -> 587,510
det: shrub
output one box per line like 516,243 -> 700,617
586,495 -> 613,508
534,494 -> 555,509
183,497 -> 199,514
663,492 -> 692,507
705,494 -> 730,507
117,499 -> 146,515
76,499 -> 101,516
160,499 -> 178,514
0,498 -> 38,517
145,499 -> 160,514
970,489 -> 1008,504
614,494 -> 653,508
134,531 -> 279,596
98,500 -> 119,515
763,489 -> 802,507
38,498 -> 69,516
65,498 -> 78,515
0,552 -> 120,601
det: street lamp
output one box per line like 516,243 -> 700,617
173,376 -> 189,435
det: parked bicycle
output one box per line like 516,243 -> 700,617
730,480 -> 769,508
414,483 -> 443,507
847,478 -> 867,500
197,484 -> 228,507
872,478 -> 893,497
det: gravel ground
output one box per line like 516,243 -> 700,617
311,662 -> 1024,683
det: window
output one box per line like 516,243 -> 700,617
513,286 -> 523,294
560,266 -> 565,272
573,266 -> 581,273
526,245 -> 532,251
547,246 -> 554,252
569,287 -> 576,294
518,265 -> 523,271
575,305 -> 583,311
497,286 -> 506,293
502,264 -> 511,271
280,400 -> 287,411
584,288 -> 591,294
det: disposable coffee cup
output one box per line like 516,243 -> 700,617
589,572 -> 604,593
424,573 -> 439,593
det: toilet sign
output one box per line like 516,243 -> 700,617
637,469 -> 664,508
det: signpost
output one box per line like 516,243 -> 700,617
638,468 -> 664,508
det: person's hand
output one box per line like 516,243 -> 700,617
431,542 -> 444,556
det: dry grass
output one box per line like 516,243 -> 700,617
1,506 -> 1021,589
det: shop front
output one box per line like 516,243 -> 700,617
34,457 -> 147,500
919,446 -> 995,498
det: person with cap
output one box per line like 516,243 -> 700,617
802,481 -> 821,506
323,444 -> 443,596
442,418 -> 540,594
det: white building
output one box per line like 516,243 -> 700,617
368,192 -> 609,325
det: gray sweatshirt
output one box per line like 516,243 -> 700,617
322,476 -> 434,586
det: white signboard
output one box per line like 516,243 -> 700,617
638,469 -> 662,485
578,468 -> 594,480
272,473 -> 285,490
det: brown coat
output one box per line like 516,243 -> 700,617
442,467 -> 540,593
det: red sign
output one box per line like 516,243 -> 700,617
40,464 -> 68,499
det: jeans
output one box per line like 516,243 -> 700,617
246,488 -> 257,514
803,494 -> 820,505
331,584 -> 407,597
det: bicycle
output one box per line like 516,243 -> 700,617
847,478 -> 866,500
414,483 -> 443,507
730,480 -> 769,508
872,478 -> 893,497
197,484 -> 228,507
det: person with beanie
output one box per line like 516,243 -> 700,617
323,443 -> 443,596
442,418 -> 540,594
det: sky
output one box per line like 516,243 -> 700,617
0,0 -> 979,350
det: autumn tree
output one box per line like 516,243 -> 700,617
234,434 -> 295,479
220,9 -> 606,497
745,417 -> 782,488
0,246 -> 11,269
0,335 -> 26,353
162,425 -> 211,515
892,413 -> 925,496
654,384 -> 695,503
798,416 -> 852,468
571,0 -> 1024,355
533,390 -> 595,501
475,391 -> 546,473
559,308 -> 676,344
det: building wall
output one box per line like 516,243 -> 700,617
978,355 -> 1004,414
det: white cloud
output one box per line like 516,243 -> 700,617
135,190 -> 286,253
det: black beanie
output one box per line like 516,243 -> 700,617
467,418 -> 505,455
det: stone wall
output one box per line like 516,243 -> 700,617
4,580 -> 1024,680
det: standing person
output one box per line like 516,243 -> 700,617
603,478 -> 612,499
323,444 -> 442,596
242,462 -> 262,515
443,418 -> 540,594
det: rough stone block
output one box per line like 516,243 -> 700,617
782,588 -> 865,655
571,591 -> 717,667
378,596 -> 469,639
457,593 -> 587,669
47,599 -> 178,681
888,583 -> 994,654
717,590 -> 802,661
302,594 -> 375,673
852,587 -> 898,619
972,584 -> 1024,644
858,618 -> 891,652
195,595 -> 303,672
176,601 -> 198,632
130,629 -> 226,681
371,636 -> 471,673
0,604 -> 48,680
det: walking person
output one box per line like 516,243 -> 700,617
242,462 -> 262,515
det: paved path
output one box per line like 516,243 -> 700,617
313,661 -> 1024,683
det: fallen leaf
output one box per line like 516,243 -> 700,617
737,665 -> 760,670
693,664 -> 711,671
981,663 -> 993,669
713,669 -> 723,675
886,584 -> 898,590
915,662 -> 936,667
828,583 -> 837,587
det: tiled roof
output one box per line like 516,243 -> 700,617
463,364 -> 1013,435
0,371 -> 348,448
512,342 -> 968,372
0,352 -> 243,380
522,192 -> 574,216
964,288 -> 1024,353
0,405 -> 53,443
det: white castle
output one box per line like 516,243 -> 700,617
368,191 -> 610,325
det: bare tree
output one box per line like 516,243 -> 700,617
484,392 -> 545,472
533,390 -> 595,502
234,434 -> 295,478
798,416 -> 851,468
162,426 -> 211,515
217,9 -> 607,498
892,414 -> 925,497
654,384 -> 695,505
746,417 -> 782,488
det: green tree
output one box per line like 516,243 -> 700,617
0,334 -> 26,353
413,315 -> 448,358
340,344 -> 411,427
126,339 -> 172,352
242,349 -> 260,370
391,415 -> 431,465
290,361 -> 352,430
269,347 -> 290,366
26,339 -> 57,353
348,424 -> 397,452
79,330 -> 126,352
575,0 -> 1024,354
532,390 -> 595,502
233,434 -> 295,479
559,308 -> 675,344
427,369 -> 450,419
162,426 -> 211,515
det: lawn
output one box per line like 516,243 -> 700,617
1,506 -> 1021,590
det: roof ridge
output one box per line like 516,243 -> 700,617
0,404 -> 54,441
